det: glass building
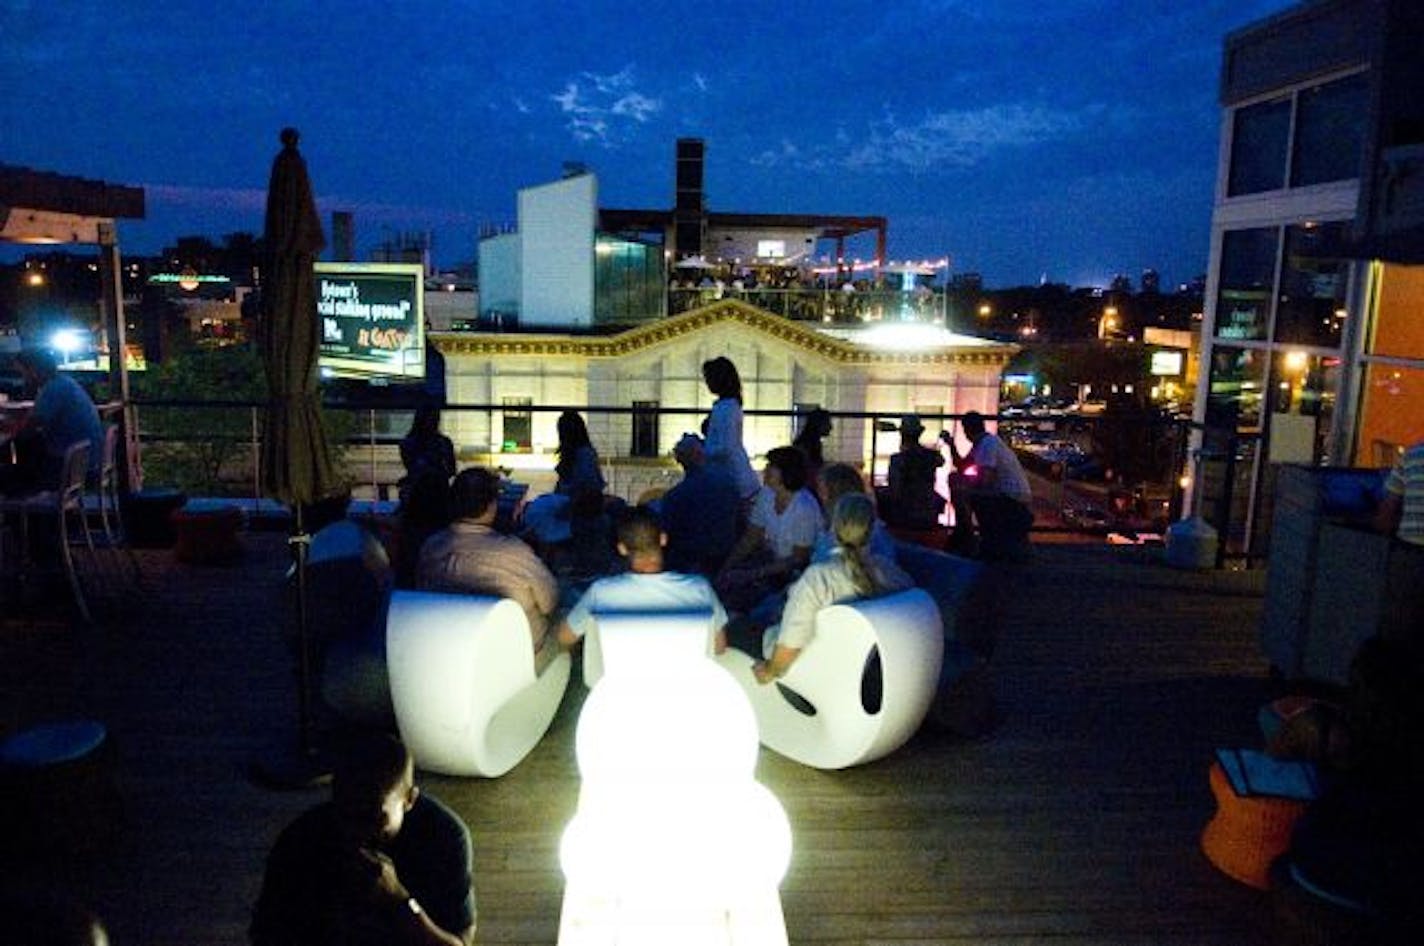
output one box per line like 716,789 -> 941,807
1195,0 -> 1424,556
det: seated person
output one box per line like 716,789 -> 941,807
660,433 -> 741,577
877,414 -> 944,530
945,411 -> 1034,560
556,506 -> 727,657
744,493 -> 914,683
418,468 -> 560,657
251,731 -> 477,946
0,348 -> 103,495
715,446 -> 822,616
811,462 -> 897,563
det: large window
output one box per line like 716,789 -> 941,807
1227,72 -> 1367,198
1275,223 -> 1350,348
1291,74 -> 1368,188
501,397 -> 532,452
1215,228 -> 1279,341
631,400 -> 659,458
1228,97 -> 1290,196
1206,346 -> 1268,431
595,237 -> 664,325
1354,262 -> 1424,466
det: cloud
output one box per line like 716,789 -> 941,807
550,67 -> 662,145
754,103 -> 1089,173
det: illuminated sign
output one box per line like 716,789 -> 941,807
1150,349 -> 1185,376
314,262 -> 424,381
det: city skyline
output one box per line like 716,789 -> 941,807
2,0 -> 1296,288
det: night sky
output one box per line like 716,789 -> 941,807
1,0 -> 1296,288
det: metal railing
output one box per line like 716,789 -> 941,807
668,286 -> 948,322
124,398 -> 1239,551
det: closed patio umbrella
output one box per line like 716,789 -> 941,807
253,127 -> 337,788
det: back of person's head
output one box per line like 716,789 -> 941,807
765,445 -> 808,492
616,505 -> 663,558
331,729 -> 412,801
556,410 -> 591,452
15,349 -> 58,381
673,432 -> 705,467
568,485 -> 605,521
409,405 -> 441,438
796,409 -> 832,442
962,411 -> 987,438
450,467 -> 501,520
701,356 -> 742,401
818,462 -> 867,506
833,492 -> 879,596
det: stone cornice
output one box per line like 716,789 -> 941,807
433,299 -> 1018,366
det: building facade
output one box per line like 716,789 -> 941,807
1194,0 -> 1424,554
431,299 -> 1014,498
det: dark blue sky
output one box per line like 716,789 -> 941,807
2,0 -> 1295,288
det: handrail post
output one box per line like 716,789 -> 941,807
368,409 -> 378,500
251,405 -> 261,512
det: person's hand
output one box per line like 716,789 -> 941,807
714,627 -> 728,655
355,848 -> 410,907
752,661 -> 778,685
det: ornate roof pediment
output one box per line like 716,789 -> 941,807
435,299 -> 1017,367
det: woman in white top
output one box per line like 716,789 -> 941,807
715,446 -> 822,615
754,491 -> 912,683
701,356 -> 761,501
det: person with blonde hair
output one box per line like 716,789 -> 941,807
811,462 -> 896,563
750,492 -> 913,684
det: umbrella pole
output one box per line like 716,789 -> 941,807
247,502 -> 330,790
292,502 -> 314,755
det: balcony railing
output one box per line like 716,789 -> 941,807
668,286 -> 948,323
120,399 -> 1274,557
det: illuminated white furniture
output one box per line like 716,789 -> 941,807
559,611 -> 791,945
717,587 -> 944,770
385,590 -> 571,777
581,608 -> 715,689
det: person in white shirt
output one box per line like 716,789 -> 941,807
752,492 -> 913,683
716,446 -> 822,613
701,356 -> 761,503
945,411 -> 1034,561
556,506 -> 726,656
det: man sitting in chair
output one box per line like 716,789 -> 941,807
418,468 -> 560,660
251,730 -> 477,946
0,348 -> 103,496
556,506 -> 727,657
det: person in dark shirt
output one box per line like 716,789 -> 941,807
660,433 -> 741,577
251,731 -> 476,946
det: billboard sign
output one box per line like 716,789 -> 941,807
314,262 -> 424,380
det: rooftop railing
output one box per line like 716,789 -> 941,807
121,398 -> 1270,559
668,286 -> 948,323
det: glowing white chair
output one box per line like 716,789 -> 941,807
581,608 -> 716,689
559,610 -> 791,945
717,587 -> 944,770
385,590 -> 571,777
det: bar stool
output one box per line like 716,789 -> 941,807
0,439 -> 96,623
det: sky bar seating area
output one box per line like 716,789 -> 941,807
3,526 -> 1299,946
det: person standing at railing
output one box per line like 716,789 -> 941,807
398,405 -> 455,506
877,414 -> 944,531
1375,438 -> 1424,547
946,411 -> 1034,562
701,356 -> 761,504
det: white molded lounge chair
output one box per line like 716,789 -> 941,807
716,587 -> 943,769
385,590 -> 571,777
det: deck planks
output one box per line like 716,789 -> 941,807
0,533 -> 1282,945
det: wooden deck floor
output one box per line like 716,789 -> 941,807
1,533 -> 1284,945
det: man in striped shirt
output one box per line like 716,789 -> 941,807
1377,440 -> 1424,547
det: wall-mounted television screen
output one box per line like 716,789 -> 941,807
315,262 -> 424,381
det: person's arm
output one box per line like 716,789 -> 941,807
753,643 -> 801,684
364,848 -> 475,946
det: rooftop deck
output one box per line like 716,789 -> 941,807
1,533 -> 1282,945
